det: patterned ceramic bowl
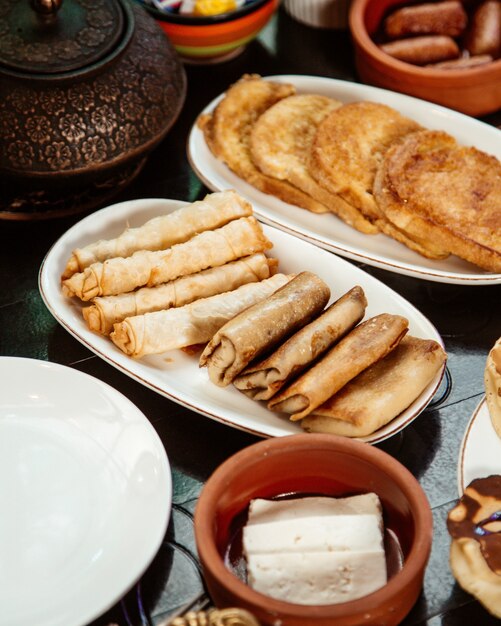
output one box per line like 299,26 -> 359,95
142,0 -> 280,63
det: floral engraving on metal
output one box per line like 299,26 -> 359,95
0,8 -> 182,174
0,1 -> 186,218
0,0 -> 119,71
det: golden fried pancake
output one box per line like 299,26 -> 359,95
309,101 -> 450,257
310,101 -> 422,221
373,150 -> 451,260
485,337 -> 501,439
250,94 -> 377,233
198,75 -> 331,214
374,129 -> 501,272
301,336 -> 446,438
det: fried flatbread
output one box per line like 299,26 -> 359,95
301,336 -> 446,437
374,130 -> 501,272
198,74 -> 331,214
485,337 -> 501,439
250,94 -> 377,233
310,101 -> 422,220
309,102 -> 449,258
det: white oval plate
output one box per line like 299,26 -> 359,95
187,74 -> 501,285
39,197 -> 445,444
457,397 -> 501,495
0,357 -> 171,626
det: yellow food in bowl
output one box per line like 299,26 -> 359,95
193,0 -> 238,15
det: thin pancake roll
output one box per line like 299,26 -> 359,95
268,313 -> 409,421
233,286 -> 367,401
82,254 -> 277,335
110,274 -> 291,358
301,336 -> 446,437
62,217 -> 272,301
62,190 -> 253,279
199,272 -> 331,387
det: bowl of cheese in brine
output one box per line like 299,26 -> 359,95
194,433 -> 432,626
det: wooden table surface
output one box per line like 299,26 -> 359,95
1,4 -> 500,625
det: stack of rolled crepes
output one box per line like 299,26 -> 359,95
200,271 -> 447,437
61,190 -> 295,356
62,189 -> 447,438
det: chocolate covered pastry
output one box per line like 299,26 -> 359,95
447,476 -> 501,618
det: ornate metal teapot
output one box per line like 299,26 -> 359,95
0,0 -> 186,219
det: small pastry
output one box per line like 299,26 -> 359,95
447,476 -> 501,618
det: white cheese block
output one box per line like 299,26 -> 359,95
247,494 -> 382,525
247,549 -> 388,605
243,513 -> 384,555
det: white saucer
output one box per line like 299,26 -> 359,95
458,397 -> 501,494
0,357 -> 172,626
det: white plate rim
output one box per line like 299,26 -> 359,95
39,197 -> 446,445
187,73 -> 501,286
457,396 -> 501,495
0,356 -> 172,626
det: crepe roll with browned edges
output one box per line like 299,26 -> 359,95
83,254 -> 277,335
110,273 -> 291,357
233,286 -> 367,401
268,313 -> 409,421
199,272 -> 331,387
62,190 -> 253,279
62,217 -> 272,301
301,336 -> 446,437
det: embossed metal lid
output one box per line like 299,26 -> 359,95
0,0 -> 125,74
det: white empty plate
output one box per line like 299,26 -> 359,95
0,357 -> 171,626
458,397 -> 501,495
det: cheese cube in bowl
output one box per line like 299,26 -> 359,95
194,433 -> 432,626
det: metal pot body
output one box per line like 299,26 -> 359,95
0,0 -> 186,219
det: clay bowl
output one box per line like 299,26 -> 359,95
142,0 -> 279,63
349,0 -> 501,116
194,433 -> 433,626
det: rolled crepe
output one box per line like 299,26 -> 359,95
199,272 -> 331,387
110,273 -> 291,357
82,254 -> 277,335
301,336 -> 446,437
268,313 -> 409,421
233,286 -> 367,400
62,190 -> 253,278
485,336 -> 501,440
62,217 -> 272,301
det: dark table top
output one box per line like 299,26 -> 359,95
1,5 -> 501,626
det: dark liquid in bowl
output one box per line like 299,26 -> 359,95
224,492 -> 405,586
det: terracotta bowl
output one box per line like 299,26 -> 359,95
194,433 -> 433,626
141,0 -> 279,63
349,0 -> 501,116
